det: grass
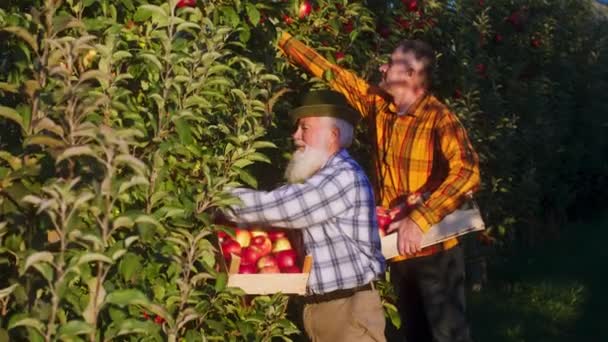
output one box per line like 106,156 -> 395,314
468,215 -> 608,342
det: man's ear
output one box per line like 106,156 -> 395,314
331,126 -> 340,145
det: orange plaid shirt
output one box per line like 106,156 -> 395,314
278,32 -> 480,260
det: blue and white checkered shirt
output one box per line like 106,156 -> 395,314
229,149 -> 385,294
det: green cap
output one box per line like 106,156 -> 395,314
288,90 -> 360,126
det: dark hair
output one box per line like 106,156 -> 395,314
395,39 -> 435,87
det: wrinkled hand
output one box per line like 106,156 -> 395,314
387,217 -> 423,256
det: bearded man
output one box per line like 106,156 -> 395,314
225,90 -> 386,342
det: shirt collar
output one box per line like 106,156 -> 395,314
388,94 -> 431,117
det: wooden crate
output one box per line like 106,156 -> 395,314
381,207 -> 485,259
225,254 -> 313,295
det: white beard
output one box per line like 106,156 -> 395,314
284,146 -> 331,184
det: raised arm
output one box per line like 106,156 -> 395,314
278,32 -> 385,119
409,111 -> 481,232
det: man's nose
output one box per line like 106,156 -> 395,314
379,63 -> 388,73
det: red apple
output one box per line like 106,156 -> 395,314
241,246 -> 262,265
250,235 -> 272,257
221,239 -> 241,261
257,255 -> 278,270
298,0 -> 312,19
238,263 -> 257,274
176,0 -> 196,8
403,0 -> 418,12
234,228 -> 251,247
377,213 -> 391,229
335,51 -> 345,60
217,230 -> 228,243
272,237 -> 292,253
267,230 -> 286,242
258,265 -> 281,274
280,265 -> 301,273
275,249 -> 298,269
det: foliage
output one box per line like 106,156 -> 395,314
0,0 -> 297,340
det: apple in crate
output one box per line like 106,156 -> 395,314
272,237 -> 292,253
221,239 -> 241,261
275,249 -> 298,269
241,246 -> 262,265
234,228 -> 251,247
250,235 -> 272,257
238,263 -> 257,274
258,265 -> 281,273
280,265 -> 302,273
267,229 -> 286,242
257,255 -> 278,269
250,229 -> 268,238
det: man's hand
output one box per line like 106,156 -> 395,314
387,216 -> 424,256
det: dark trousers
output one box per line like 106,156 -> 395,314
388,244 -> 472,342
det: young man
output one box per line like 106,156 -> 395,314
278,34 -> 480,342
226,90 -> 386,342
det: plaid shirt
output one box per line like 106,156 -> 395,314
278,32 -> 481,260
229,149 -> 385,294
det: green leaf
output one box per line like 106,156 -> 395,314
119,253 -> 141,282
220,6 -> 240,28
58,320 -> 94,338
24,135 -> 66,148
174,117 -> 193,145
0,105 -> 24,130
8,317 -> 45,335
104,319 -> 158,339
245,3 -> 260,27
134,4 -> 167,23
140,53 -> 163,71
215,272 -> 227,292
76,252 -> 113,266
0,284 -> 18,300
237,168 -> 257,188
0,82 -> 19,93
1,26 -> 38,52
22,251 -> 54,275
113,216 -> 134,230
251,141 -> 277,149
56,146 -> 97,163
105,289 -> 150,307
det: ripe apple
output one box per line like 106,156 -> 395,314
272,237 -> 292,253
176,0 -> 196,8
250,229 -> 268,238
257,255 -> 278,270
238,263 -> 257,274
217,230 -> 228,243
250,235 -> 272,257
267,230 -> 286,242
377,213 -> 391,229
258,265 -> 281,274
241,246 -> 262,265
221,239 -> 241,261
234,228 -> 251,247
298,0 -> 312,19
275,249 -> 298,269
280,265 -> 301,273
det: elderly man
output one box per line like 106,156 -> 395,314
278,34 -> 480,342
226,90 -> 386,342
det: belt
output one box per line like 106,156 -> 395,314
301,283 -> 373,304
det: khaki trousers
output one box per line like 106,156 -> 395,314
302,289 -> 386,342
